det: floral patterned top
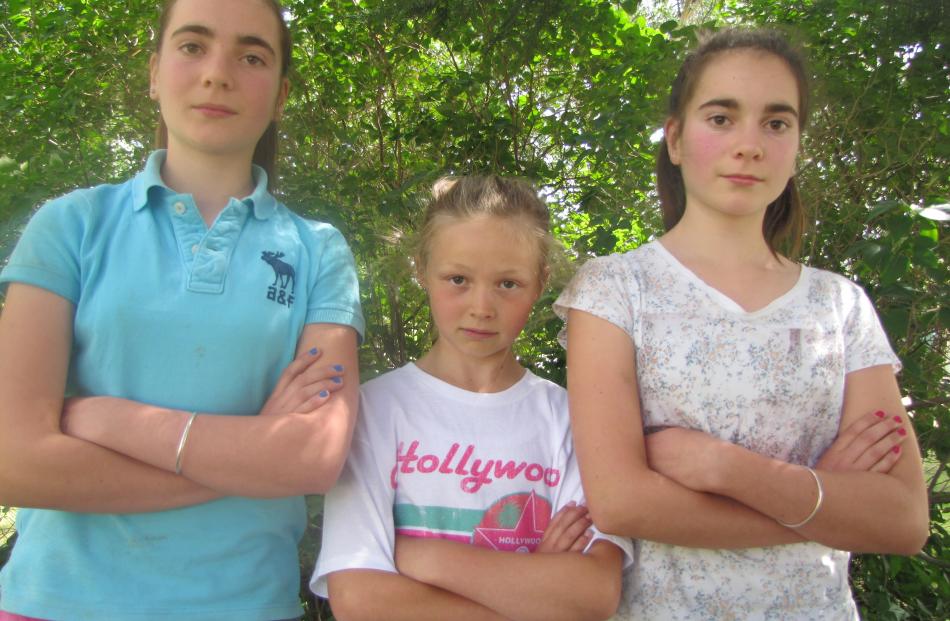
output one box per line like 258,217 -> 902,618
554,240 -> 900,621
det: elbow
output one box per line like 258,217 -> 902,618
588,499 -> 642,539
891,514 -> 930,556
591,575 -> 623,621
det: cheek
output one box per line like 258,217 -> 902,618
680,127 -> 720,169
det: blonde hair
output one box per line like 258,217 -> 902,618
416,175 -> 554,281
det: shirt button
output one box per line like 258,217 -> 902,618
173,201 -> 186,215
191,244 -> 199,255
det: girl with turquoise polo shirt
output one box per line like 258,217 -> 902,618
0,1 -> 363,619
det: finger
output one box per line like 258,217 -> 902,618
827,411 -> 898,469
540,501 -> 580,544
290,379 -> 345,414
271,347 -> 323,400
295,362 -> 346,388
853,428 -> 907,472
831,410 -> 888,455
869,443 -> 903,474
555,512 -> 593,550
568,529 -> 594,553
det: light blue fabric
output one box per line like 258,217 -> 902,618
0,151 -> 364,620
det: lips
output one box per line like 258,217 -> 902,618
461,328 -> 497,339
723,174 -> 763,186
193,103 -> 237,117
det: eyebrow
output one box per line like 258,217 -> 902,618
699,97 -> 799,118
170,24 -> 277,58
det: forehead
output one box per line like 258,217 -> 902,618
690,50 -> 800,110
163,0 -> 281,46
427,215 -> 543,272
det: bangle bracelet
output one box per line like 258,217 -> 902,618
174,412 -> 198,475
777,466 -> 824,529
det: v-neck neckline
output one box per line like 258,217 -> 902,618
653,240 -> 808,317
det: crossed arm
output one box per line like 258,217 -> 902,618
565,308 -> 929,554
328,506 -> 623,621
0,283 -> 358,512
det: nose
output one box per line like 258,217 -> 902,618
202,51 -> 233,89
468,285 -> 495,319
733,123 -> 764,160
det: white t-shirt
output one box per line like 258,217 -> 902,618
311,363 -> 633,597
554,240 -> 900,621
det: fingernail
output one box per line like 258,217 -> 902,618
874,410 -> 885,418
309,347 -> 318,356
319,390 -> 329,398
892,445 -> 901,454
897,428 -> 907,436
893,416 -> 902,423
332,376 -> 342,384
333,364 -> 344,372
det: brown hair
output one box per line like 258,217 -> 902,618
416,175 -> 554,282
656,28 -> 810,257
152,0 -> 292,189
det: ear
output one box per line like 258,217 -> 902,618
149,54 -> 160,101
664,117 -> 682,165
273,77 -> 290,121
538,265 -> 551,294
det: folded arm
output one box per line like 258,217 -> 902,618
394,536 -> 623,621
327,569 -> 510,621
655,365 -> 929,554
566,308 -> 804,547
0,283 -> 219,512
62,322 -> 361,497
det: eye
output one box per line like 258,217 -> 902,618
449,275 -> 466,285
243,53 -> 266,66
767,119 -> 791,132
500,280 -> 519,290
709,114 -> 729,126
178,42 -> 203,55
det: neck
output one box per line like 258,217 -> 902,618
663,205 -> 783,268
415,342 -> 525,393
161,145 -> 257,226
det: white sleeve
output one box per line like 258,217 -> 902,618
553,254 -> 640,349
310,396 -> 398,597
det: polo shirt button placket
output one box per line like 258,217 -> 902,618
173,201 -> 186,216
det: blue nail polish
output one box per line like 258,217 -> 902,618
309,347 -> 318,356
332,376 -> 342,384
333,364 -> 344,372
319,390 -> 329,398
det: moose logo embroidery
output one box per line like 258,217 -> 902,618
261,250 -> 295,307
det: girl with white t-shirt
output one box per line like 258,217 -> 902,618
555,28 -> 928,619
313,175 -> 632,621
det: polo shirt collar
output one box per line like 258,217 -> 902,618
132,150 -> 277,219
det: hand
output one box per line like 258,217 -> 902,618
536,501 -> 593,554
645,426 -> 731,492
259,347 -> 345,416
817,410 -> 908,473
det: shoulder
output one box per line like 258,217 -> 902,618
802,266 -> 874,313
520,370 -> 569,422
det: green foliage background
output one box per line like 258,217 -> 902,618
0,0 -> 946,619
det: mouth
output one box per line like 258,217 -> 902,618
461,328 -> 497,339
722,174 -> 763,186
193,103 -> 237,117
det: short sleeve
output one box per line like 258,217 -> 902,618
310,395 -> 397,597
553,254 -> 639,348
0,192 -> 87,303
843,282 -> 901,375
304,224 -> 365,341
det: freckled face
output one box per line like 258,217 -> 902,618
666,50 -> 801,222
420,215 -> 545,369
150,0 -> 288,160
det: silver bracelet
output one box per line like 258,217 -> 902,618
174,412 -> 198,475
777,466 -> 824,528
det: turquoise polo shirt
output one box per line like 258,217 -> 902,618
0,151 -> 364,620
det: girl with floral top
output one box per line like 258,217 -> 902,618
555,28 -> 928,620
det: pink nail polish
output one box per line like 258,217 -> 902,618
892,416 -> 902,423
874,410 -> 886,418
892,445 -> 901,454
897,428 -> 907,436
